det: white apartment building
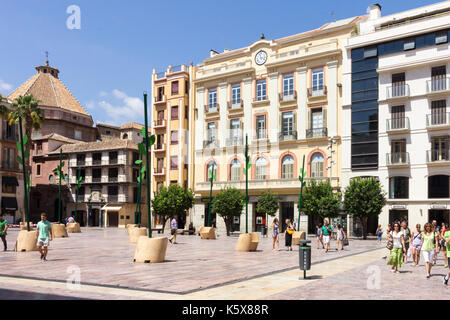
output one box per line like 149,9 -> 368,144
342,2 -> 450,235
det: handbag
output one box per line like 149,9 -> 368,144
386,240 -> 393,250
287,229 -> 294,235
343,239 -> 349,246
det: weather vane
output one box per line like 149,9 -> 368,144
45,51 -> 49,66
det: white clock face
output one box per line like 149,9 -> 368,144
255,50 -> 267,65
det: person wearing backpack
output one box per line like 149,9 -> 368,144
421,223 -> 439,279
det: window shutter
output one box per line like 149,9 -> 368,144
279,114 -> 283,134
293,111 -> 297,135
322,107 -> 327,129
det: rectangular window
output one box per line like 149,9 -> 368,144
282,112 -> 294,136
312,68 -> 324,93
283,74 -> 294,97
171,81 -> 179,95
171,106 -> 178,120
256,80 -> 266,101
431,136 -> 449,161
171,130 -> 178,144
208,89 -> 217,107
37,164 -> 41,176
185,80 -> 189,94
74,130 -> 82,140
430,100 -> 446,125
256,115 -> 266,139
185,105 -> 188,119
2,179 -> 16,194
230,119 -> 240,138
391,105 -> 405,129
231,84 -> 241,105
2,121 -> 17,141
403,38 -> 415,51
435,30 -> 448,45
157,86 -> 164,101
170,156 -> 178,170
363,46 -> 377,58
389,177 -> 409,199
230,163 -> 240,181
207,122 -> 216,142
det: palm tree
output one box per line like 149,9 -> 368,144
7,94 -> 44,169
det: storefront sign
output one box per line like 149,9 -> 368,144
430,203 -> 447,209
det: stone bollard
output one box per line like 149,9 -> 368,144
52,224 -> 69,238
133,236 -> 168,263
126,224 -> 138,235
199,227 -> 216,240
67,222 -> 81,233
249,232 -> 260,251
129,227 -> 147,243
292,231 -> 306,246
15,230 -> 38,252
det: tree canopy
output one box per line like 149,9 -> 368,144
211,187 -> 244,236
256,190 -> 279,217
152,184 -> 194,231
301,179 -> 341,220
343,177 -> 387,239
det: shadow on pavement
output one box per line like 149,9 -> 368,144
0,288 -> 90,300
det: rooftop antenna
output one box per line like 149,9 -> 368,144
330,11 -> 336,22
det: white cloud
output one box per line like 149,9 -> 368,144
0,79 -> 13,92
87,90 -> 146,126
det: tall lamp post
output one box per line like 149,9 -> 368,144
243,134 -> 251,234
297,155 -> 306,231
207,163 -> 216,227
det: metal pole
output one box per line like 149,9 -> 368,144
245,134 -> 248,234
58,148 -> 62,224
207,166 -> 214,227
18,117 -> 30,231
75,167 -> 80,222
143,93 -> 152,238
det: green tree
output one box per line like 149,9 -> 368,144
343,177 -> 387,239
212,187 -> 244,236
256,190 -> 279,217
151,184 -> 194,232
301,179 -> 341,222
8,94 -> 44,171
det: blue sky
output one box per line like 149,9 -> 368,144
0,0 -> 438,125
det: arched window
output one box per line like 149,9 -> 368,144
230,159 -> 240,181
311,153 -> 324,178
122,133 -> 128,140
255,157 -> 267,180
49,175 -> 54,183
207,161 -> 217,181
281,155 -> 294,179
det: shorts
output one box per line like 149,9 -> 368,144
404,242 -> 410,252
422,250 -> 435,263
171,229 -> 176,235
323,235 -> 330,244
36,238 -> 49,247
412,242 -> 422,250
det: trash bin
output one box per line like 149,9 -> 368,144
299,239 -> 311,279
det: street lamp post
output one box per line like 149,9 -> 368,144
207,163 -> 216,227
297,155 -> 306,231
244,134 -> 250,234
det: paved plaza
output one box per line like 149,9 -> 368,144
0,228 -> 448,299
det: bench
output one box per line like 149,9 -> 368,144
151,224 -> 163,234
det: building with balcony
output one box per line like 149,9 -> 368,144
190,17 -> 364,235
58,135 -> 148,228
151,64 -> 192,228
0,95 -> 24,224
342,2 -> 450,235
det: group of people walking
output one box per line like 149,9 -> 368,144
383,219 -> 449,285
315,220 -> 347,252
270,218 -> 347,252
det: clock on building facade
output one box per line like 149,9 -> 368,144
255,50 -> 267,65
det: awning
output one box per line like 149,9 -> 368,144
2,176 -> 19,186
1,197 -> 18,211
101,205 -> 122,211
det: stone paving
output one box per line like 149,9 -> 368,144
0,228 -> 448,300
1,228 -> 380,294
